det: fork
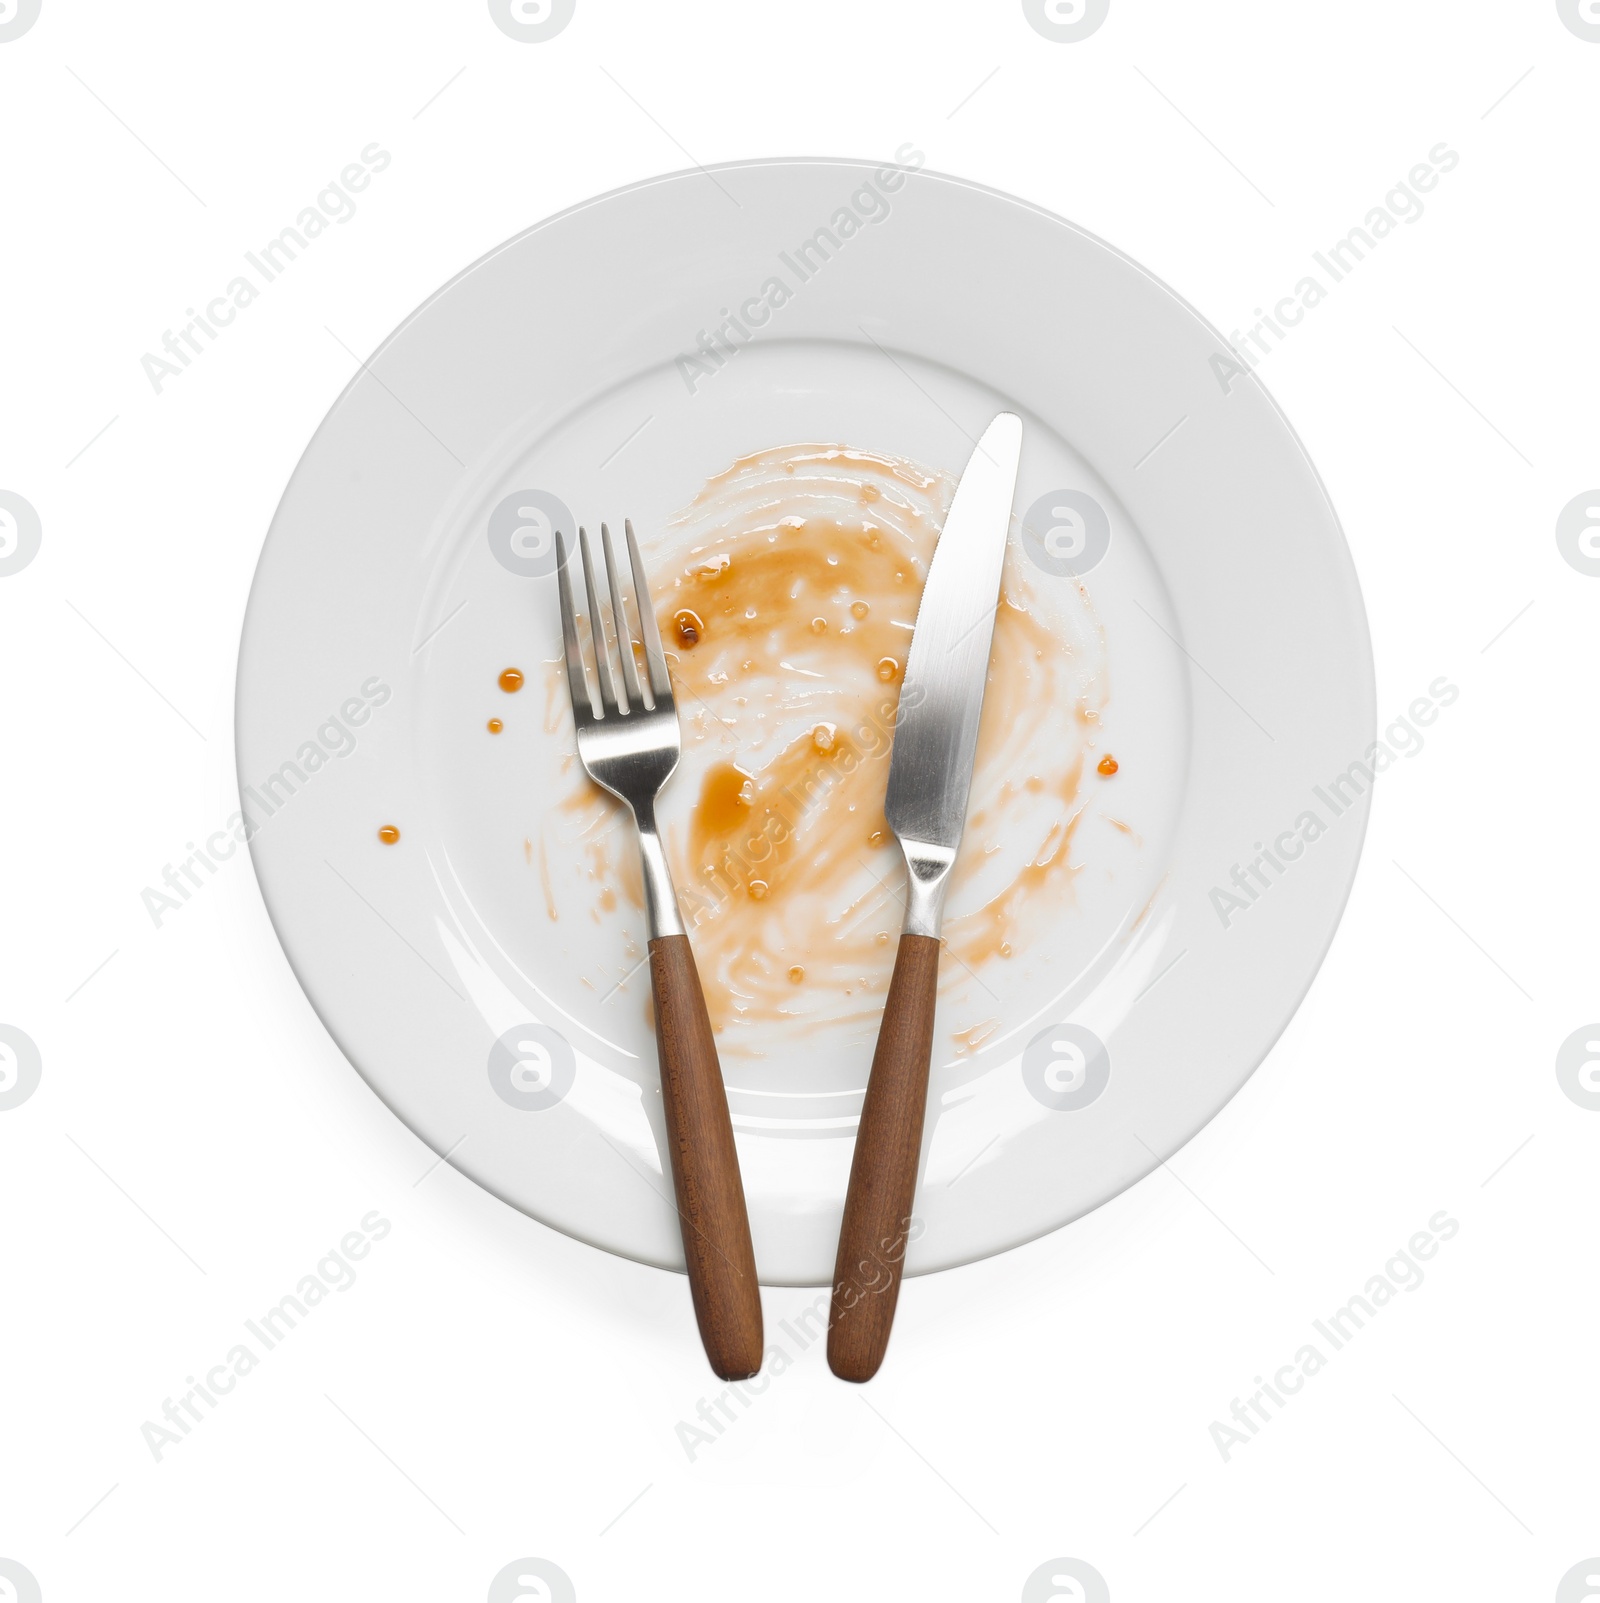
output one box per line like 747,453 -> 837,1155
555,519 -> 764,1379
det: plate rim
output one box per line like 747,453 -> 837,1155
235,155 -> 1376,1283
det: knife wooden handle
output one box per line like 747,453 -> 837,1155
648,933 -> 764,1380
828,931 -> 941,1382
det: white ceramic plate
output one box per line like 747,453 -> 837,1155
237,159 -> 1373,1285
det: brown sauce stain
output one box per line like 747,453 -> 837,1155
537,837 -> 557,922
553,795 -> 646,917
542,443 -> 1117,1054
952,1018 -> 1001,1055
693,762 -> 755,839
950,766 -> 1086,969
635,444 -> 1113,1045
543,661 -> 564,733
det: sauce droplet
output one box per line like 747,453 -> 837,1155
749,879 -> 769,901
850,600 -> 870,619
810,616 -> 828,634
812,722 -> 837,754
788,965 -> 805,984
695,762 -> 754,835
1098,754 -> 1119,776
378,825 -> 400,845
498,667 -> 524,693
877,656 -> 900,682
487,718 -> 503,734
674,608 -> 704,645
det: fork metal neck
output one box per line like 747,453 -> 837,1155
632,798 -> 685,939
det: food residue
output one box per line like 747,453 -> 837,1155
537,837 -> 557,921
487,718 -> 504,734
498,667 -> 524,693
1098,754 -> 1119,776
645,444 -> 1110,1043
952,1018 -> 1001,1055
378,825 -> 400,845
539,442 -> 1119,1057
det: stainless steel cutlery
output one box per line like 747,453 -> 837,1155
828,412 -> 1024,1381
554,410 -> 1022,1383
556,520 -> 763,1379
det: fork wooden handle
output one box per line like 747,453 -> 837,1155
828,932 -> 941,1382
647,933 -> 764,1379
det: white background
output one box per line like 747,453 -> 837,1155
2,2 -> 1597,1600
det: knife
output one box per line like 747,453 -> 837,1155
828,411 -> 1024,1382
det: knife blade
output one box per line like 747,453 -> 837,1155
828,412 -> 1023,1382
885,411 -> 1024,893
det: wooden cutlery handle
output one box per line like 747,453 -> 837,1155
828,932 -> 941,1382
647,933 -> 764,1380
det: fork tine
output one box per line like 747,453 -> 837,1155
555,529 -> 592,722
601,522 -> 643,711
624,518 -> 674,704
578,526 -> 620,719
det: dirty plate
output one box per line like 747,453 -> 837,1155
236,159 -> 1373,1284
